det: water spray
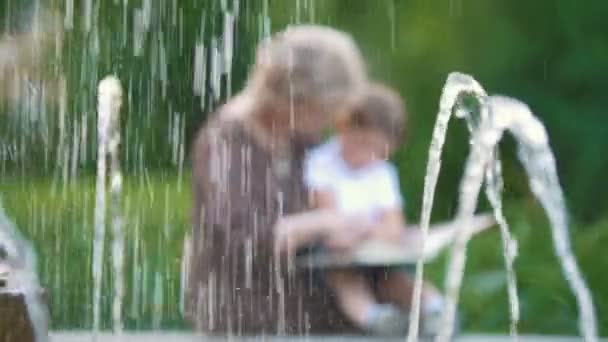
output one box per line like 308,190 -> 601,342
408,72 -> 597,342
0,199 -> 49,342
92,75 -> 124,340
406,73 -> 491,341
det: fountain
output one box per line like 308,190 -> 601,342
0,199 -> 49,342
92,75 -> 125,340
406,72 -> 598,342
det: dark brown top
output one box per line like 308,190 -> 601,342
185,109 -> 355,335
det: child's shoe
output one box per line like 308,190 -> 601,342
365,303 -> 409,336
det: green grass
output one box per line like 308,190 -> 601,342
1,174 -> 607,335
1,173 -> 191,330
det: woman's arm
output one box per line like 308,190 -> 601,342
275,189 -> 339,255
275,190 -> 371,255
274,208 -> 348,255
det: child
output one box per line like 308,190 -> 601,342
303,84 -> 445,336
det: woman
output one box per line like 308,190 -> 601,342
185,25 -> 368,335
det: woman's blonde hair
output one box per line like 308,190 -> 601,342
248,25 -> 367,114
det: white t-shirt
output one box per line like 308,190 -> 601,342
304,138 -> 404,223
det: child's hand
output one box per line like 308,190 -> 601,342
324,218 -> 372,252
324,235 -> 363,252
368,225 -> 409,244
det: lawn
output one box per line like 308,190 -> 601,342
1,173 -> 606,335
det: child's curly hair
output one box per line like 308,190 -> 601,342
341,83 -> 407,147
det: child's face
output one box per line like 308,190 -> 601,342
339,128 -> 393,169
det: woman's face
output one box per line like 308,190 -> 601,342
288,102 -> 333,145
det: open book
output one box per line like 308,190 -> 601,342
297,213 -> 496,268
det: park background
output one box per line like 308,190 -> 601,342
0,0 -> 607,336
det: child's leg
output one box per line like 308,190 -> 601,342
374,269 -> 414,308
375,269 -> 447,336
375,269 -> 444,312
324,269 -> 376,327
325,269 -> 409,335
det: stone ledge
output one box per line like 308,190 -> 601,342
49,332 -> 605,342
